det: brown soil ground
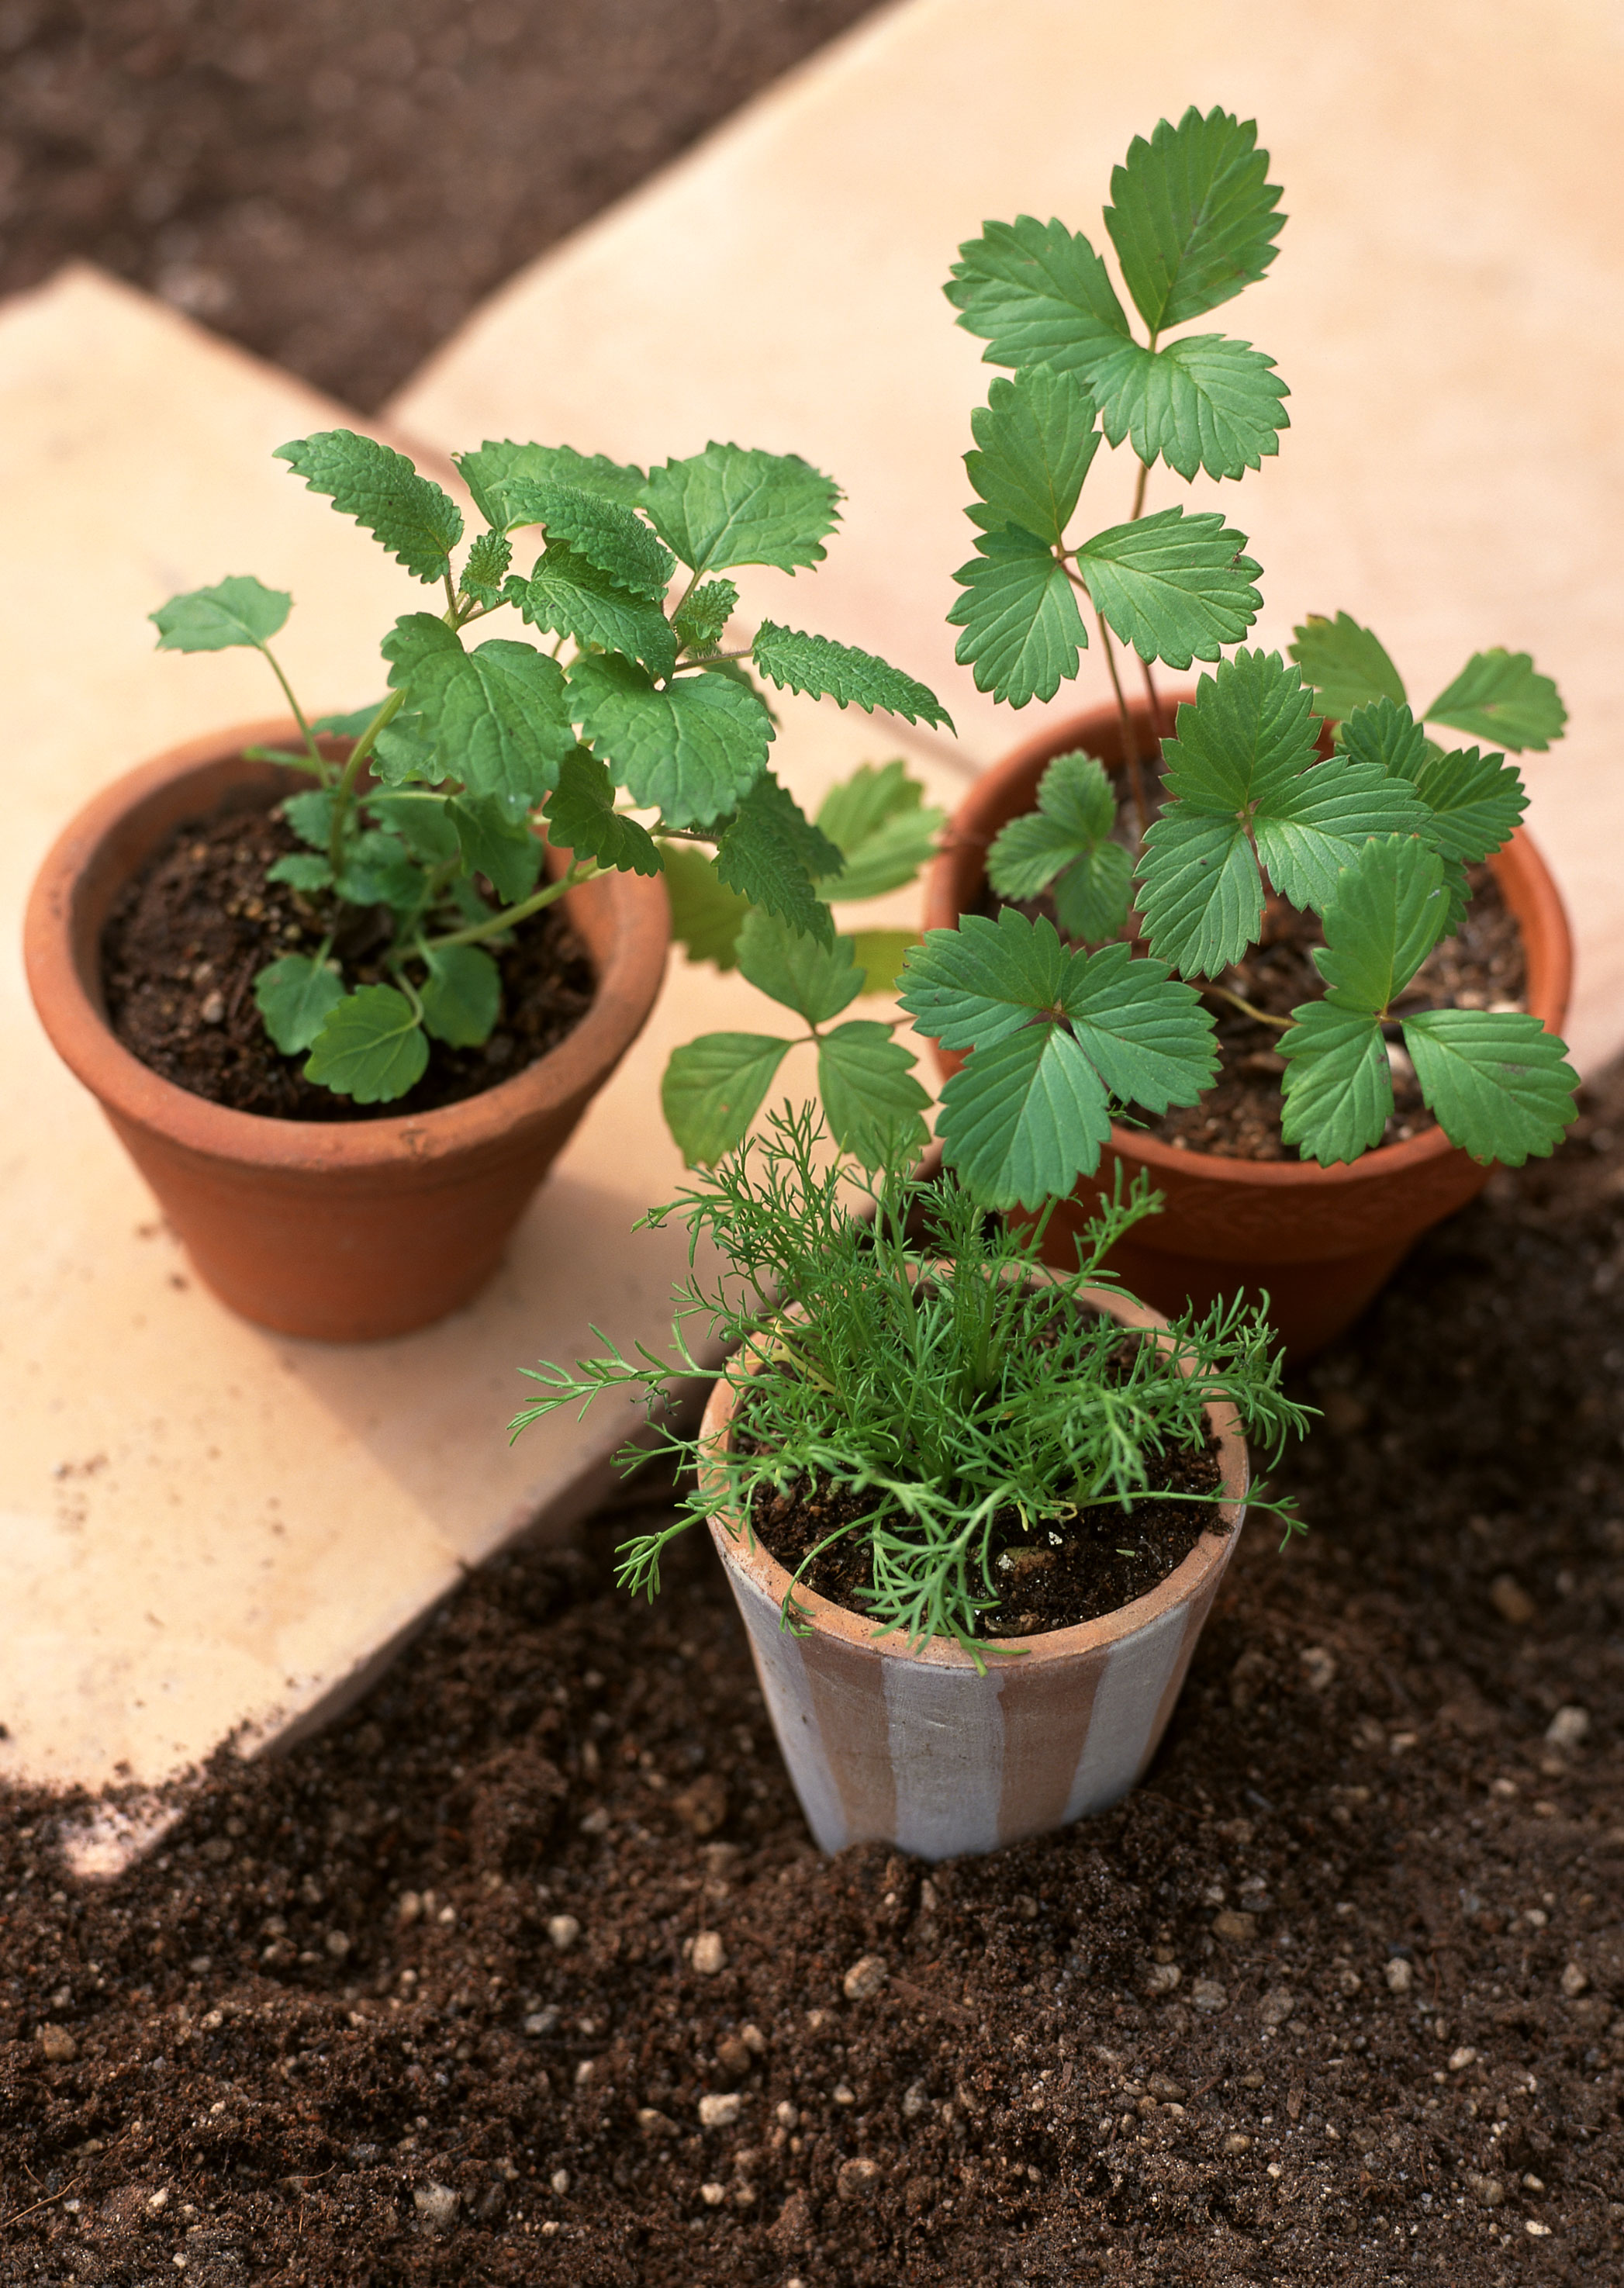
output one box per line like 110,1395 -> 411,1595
1,0 -> 886,412
5,1066 -> 1624,2286
101,796 -> 595,1121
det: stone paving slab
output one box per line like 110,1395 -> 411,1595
392,0 -> 1624,1073
1,266 -> 959,1803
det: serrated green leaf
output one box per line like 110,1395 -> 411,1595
1090,334 -> 1289,482
945,214 -> 1132,377
1253,755 -> 1429,914
849,928 -> 921,994
1288,612 -> 1406,722
274,430 -> 462,583
150,574 -> 292,653
814,761 -> 943,902
1311,835 -> 1449,1013
1135,810 -> 1261,976
948,523 -> 1087,706
1335,695 -> 1430,784
672,578 -> 738,655
936,1024 -> 1114,1211
897,909 -> 1072,1052
384,617 -> 575,806
303,985 -> 429,1102
265,852 -> 334,893
713,774 -> 839,946
1277,999 -> 1392,1166
1103,106 -> 1284,332
641,443 -> 841,575
254,954 -> 345,1053
1054,938 -> 1218,1111
504,541 -> 678,679
1075,507 -> 1262,668
568,651 -> 772,828
455,440 -> 648,525
282,788 -> 338,851
660,844 -> 752,969
364,791 -> 460,865
419,942 -> 502,1047
312,703 -> 385,738
1402,1007 -> 1576,1166
751,622 -> 952,729
965,364 -> 1101,545
735,907 -> 863,1025
661,1032 -> 794,1164
493,480 -> 675,603
458,528 -> 513,603
816,1021 -> 930,1169
1425,649 -> 1567,752
544,748 -> 662,876
334,830 -> 423,913
444,794 -> 544,905
987,749 -> 1118,900
1054,842 -> 1134,942
371,713 -> 444,787
1159,647 -> 1322,810
1408,745 -> 1528,866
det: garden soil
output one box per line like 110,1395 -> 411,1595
5,1068 -> 1624,2286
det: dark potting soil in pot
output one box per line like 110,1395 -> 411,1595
980,860 -> 1527,1163
100,799 -> 596,1121
7,1078 -> 1624,2286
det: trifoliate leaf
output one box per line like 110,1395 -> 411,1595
504,541 -> 678,679
282,788 -> 338,850
1103,106 -> 1284,331
751,623 -> 952,729
1090,334 -> 1289,482
303,985 -> 429,1102
713,773 -> 840,946
816,1021 -> 931,1169
364,791 -> 460,865
1056,938 -> 1218,1111
1253,755 -> 1428,915
849,928 -> 921,994
814,761 -> 944,903
1158,646 -> 1322,810
444,793 -> 544,905
1402,1007 -> 1576,1166
660,843 -> 752,969
459,529 -> 512,603
544,748 -> 662,876
150,574 -> 292,652
384,616 -> 575,806
945,215 -> 1132,377
987,750 -> 1117,899
1288,611 -> 1406,722
1425,649 -> 1567,752
948,523 -> 1087,706
736,907 -> 864,1024
493,479 -> 675,603
265,852 -> 334,893
419,942 -> 502,1047
898,908 -> 1073,1052
1075,508 -> 1262,668
1408,745 -> 1527,866
254,954 -> 345,1053
661,1032 -> 794,1164
1335,695 -> 1430,783
313,702 -> 385,738
641,443 -> 841,575
334,829 -> 423,914
1311,836 -> 1449,1012
274,430 -> 463,583
568,651 -> 772,828
672,578 -> 738,655
454,440 -> 648,525
965,364 -> 1101,544
1135,809 -> 1264,977
935,1021 -> 1113,1209
371,713 -> 444,786
1277,999 -> 1392,1166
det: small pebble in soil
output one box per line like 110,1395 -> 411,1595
837,2156 -> 883,2200
700,2183 -> 727,2207
1385,1958 -> 1414,1995
691,1930 -> 726,1975
1190,1979 -> 1228,2013
1546,1703 -> 1591,1747
396,1891 -> 422,1925
1450,2046 -> 1479,2070
1490,1573 -> 1536,1625
550,2169 -> 570,2196
546,1914 -> 580,1951
1259,1987 -> 1296,2027
1143,1961 -> 1182,1995
1560,1961 -> 1590,1996
842,1952 -> 888,2000
36,2024 -> 77,2061
776,2101 -> 800,2127
413,2184 -> 459,2232
1213,1910 -> 1256,1942
699,2093 -> 741,2128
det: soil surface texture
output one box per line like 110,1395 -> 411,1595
6,1069 -> 1624,2284
2,0 -> 886,412
101,797 -> 594,1121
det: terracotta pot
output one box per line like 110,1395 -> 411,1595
24,721 -> 670,1341
923,696 -> 1574,1357
702,1284 -> 1249,1861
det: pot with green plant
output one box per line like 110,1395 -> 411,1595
23,428 -> 951,1339
515,1108 -> 1308,1860
915,104 -> 1575,1351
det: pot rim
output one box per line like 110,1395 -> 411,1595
700,1275 -> 1250,1673
23,717 -> 672,1172
925,696 -> 1574,1194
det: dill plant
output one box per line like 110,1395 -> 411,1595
511,1107 -> 1311,1650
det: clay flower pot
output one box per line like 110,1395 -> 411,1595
701,1286 -> 1249,1861
923,696 -> 1574,1357
24,721 -> 670,1341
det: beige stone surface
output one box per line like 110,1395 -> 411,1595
0,266 -> 955,1799
392,0 -> 1624,1071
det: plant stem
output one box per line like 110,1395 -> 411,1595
257,641 -> 327,779
422,858 -> 603,951
1126,451 -> 1162,732
1096,613 -> 1148,843
327,689 -> 408,872
1204,983 -> 1291,1032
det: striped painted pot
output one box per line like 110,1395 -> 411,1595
703,1287 -> 1249,1862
